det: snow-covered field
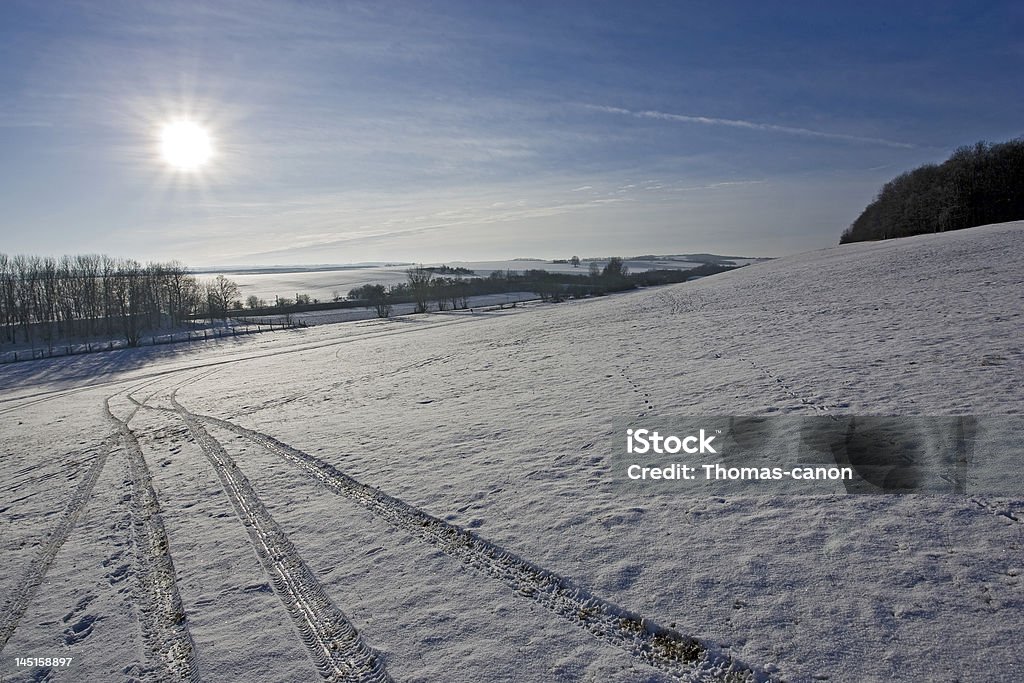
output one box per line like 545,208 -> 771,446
2,222 -> 1023,682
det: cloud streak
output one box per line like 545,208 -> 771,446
586,105 -> 915,149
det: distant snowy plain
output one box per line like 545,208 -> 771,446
211,256 -> 752,303
1,222 -> 1022,682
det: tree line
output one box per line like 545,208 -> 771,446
1,251 -> 737,345
841,138 -> 1024,243
347,259 -> 737,317
0,253 -> 241,348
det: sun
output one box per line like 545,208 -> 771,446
159,120 -> 214,171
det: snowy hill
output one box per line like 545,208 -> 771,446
1,221 -> 1022,682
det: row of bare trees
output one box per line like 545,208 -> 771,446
348,267 -> 474,318
0,253 -> 240,348
349,262 -> 644,317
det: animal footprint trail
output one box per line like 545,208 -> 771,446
617,367 -> 655,418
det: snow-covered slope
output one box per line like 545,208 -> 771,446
1,221 -> 1022,682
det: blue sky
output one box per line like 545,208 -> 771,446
1,1 -> 1021,265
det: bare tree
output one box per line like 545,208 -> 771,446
108,259 -> 145,346
363,284 -> 392,318
406,266 -> 433,314
602,257 -> 628,278
163,261 -> 194,326
75,254 -> 102,336
448,277 -> 470,310
433,278 -> 450,311
13,254 -> 38,343
0,253 -> 13,342
208,274 -> 240,320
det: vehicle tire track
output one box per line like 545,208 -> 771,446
125,368 -> 221,411
0,313 -> 479,417
103,398 -> 201,682
169,399 -> 392,683
0,435 -> 113,650
0,454 -> 101,495
170,401 -> 772,682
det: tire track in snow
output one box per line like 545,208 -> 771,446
171,403 -> 773,682
0,313 -> 481,417
0,436 -> 113,650
0,367 -> 199,417
0,383 -> 113,416
0,454 -> 101,494
104,397 -> 202,683
169,397 -> 392,683
126,368 -> 221,411
331,318 -> 479,361
233,351 -> 462,418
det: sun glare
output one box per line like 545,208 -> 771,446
159,120 -> 213,171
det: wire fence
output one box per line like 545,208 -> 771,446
0,320 -> 304,364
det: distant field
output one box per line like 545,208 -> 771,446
220,265 -> 411,303
207,256 -> 758,302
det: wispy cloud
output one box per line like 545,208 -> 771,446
585,105 -> 915,149
235,192 -> 637,261
666,179 -> 767,192
0,119 -> 54,128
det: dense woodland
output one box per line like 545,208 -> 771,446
0,254 -> 240,347
840,138 -> 1024,243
